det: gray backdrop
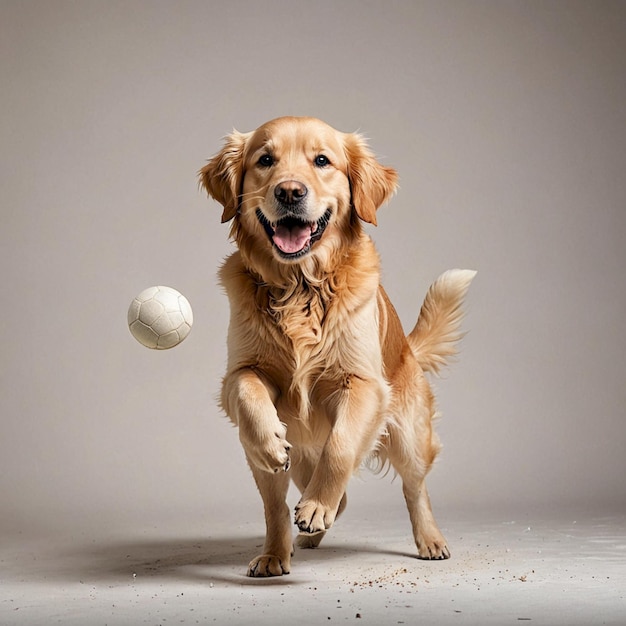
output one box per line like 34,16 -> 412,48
2,0 -> 625,535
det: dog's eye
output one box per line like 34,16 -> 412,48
258,154 -> 274,167
314,154 -> 330,168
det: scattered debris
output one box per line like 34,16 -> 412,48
351,567 -> 416,589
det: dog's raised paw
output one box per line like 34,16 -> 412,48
268,425 -> 291,473
240,422 -> 291,474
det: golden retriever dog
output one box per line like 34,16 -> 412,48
200,116 -> 475,577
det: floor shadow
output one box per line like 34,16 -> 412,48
47,531 -> 418,586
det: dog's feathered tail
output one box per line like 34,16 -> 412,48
407,269 -> 477,375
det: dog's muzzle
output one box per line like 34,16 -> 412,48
256,208 -> 332,260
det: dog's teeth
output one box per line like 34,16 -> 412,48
311,222 -> 318,233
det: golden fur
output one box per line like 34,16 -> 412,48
200,116 -> 475,577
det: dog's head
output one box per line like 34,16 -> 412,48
200,117 -> 398,272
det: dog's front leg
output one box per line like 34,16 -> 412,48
223,367 -> 293,576
295,375 -> 387,536
222,367 -> 291,474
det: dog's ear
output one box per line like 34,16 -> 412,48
199,130 -> 250,223
344,133 -> 398,226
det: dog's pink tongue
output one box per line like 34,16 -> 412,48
273,223 -> 312,253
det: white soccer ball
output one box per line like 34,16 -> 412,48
128,286 -> 193,350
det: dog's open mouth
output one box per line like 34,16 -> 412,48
256,209 -> 332,259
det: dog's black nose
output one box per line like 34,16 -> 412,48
274,180 -> 308,205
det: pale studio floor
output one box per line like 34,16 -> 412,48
1,497 -> 625,626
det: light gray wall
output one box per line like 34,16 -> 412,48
1,0 -> 625,532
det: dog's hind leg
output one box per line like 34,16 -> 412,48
246,464 -> 293,577
401,475 -> 450,559
387,422 -> 450,560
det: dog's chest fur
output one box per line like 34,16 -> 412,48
220,244 -> 383,418
261,280 -> 328,351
